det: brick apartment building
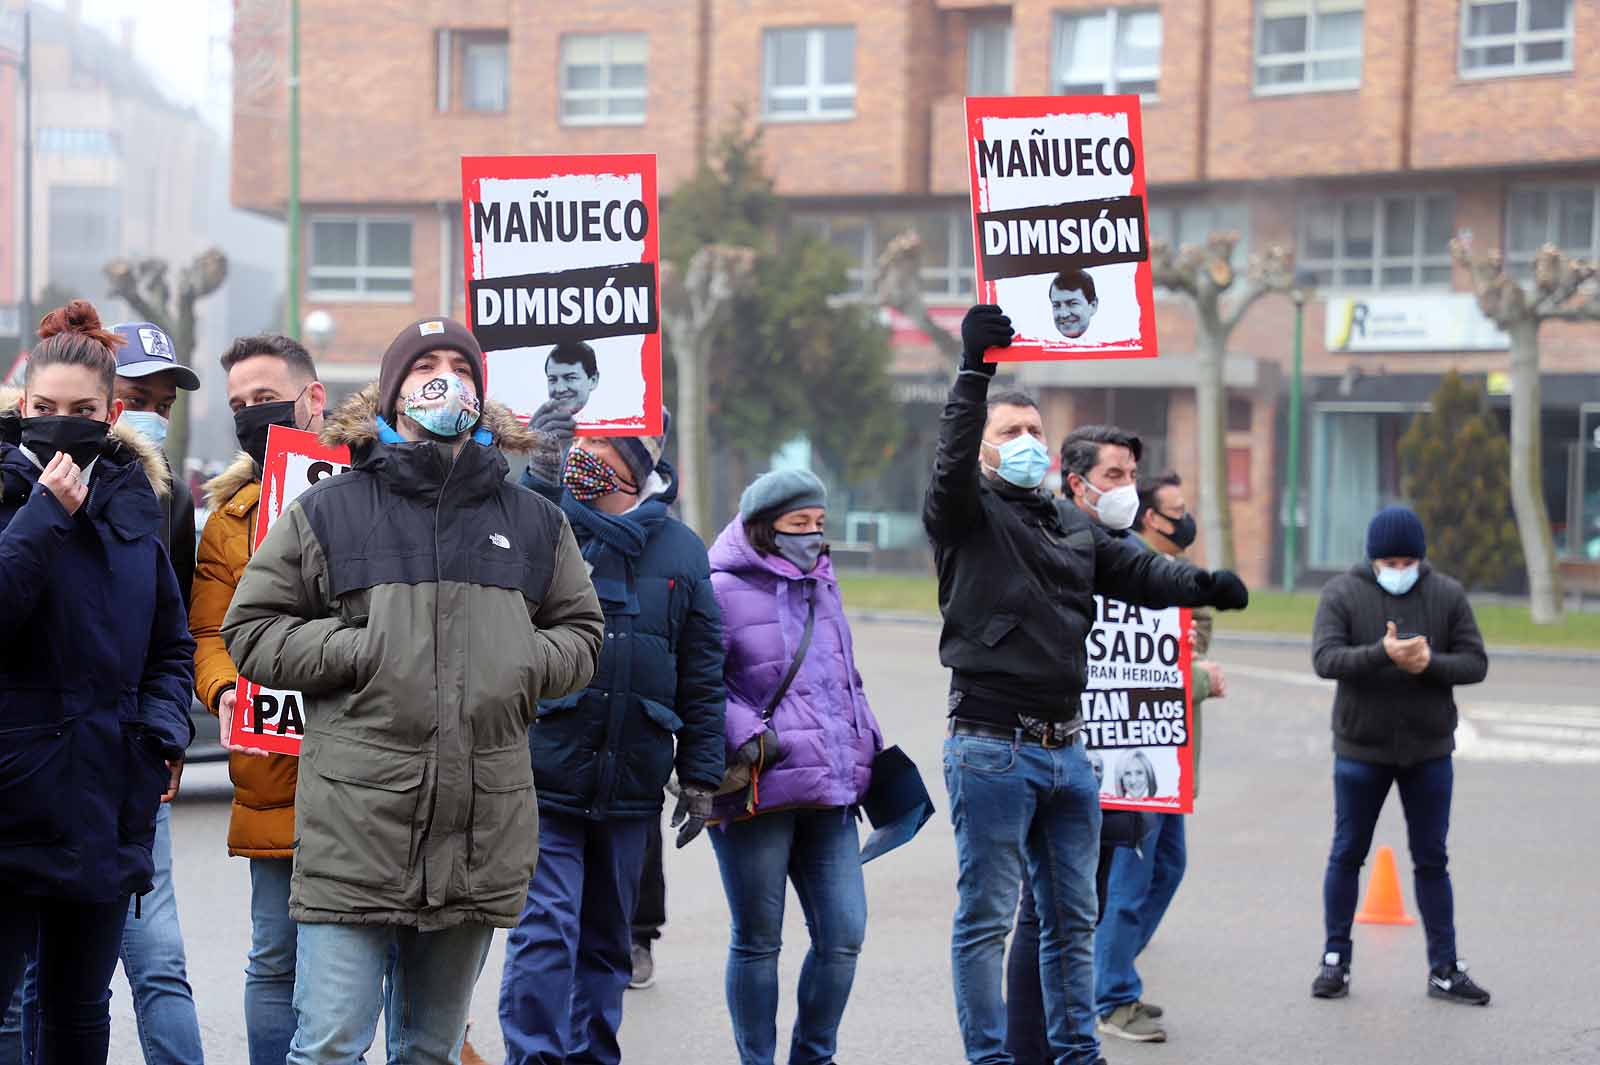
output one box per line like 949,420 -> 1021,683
231,0 -> 1600,589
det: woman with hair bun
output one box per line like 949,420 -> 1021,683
0,300 -> 195,1063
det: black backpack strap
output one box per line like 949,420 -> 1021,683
762,594 -> 817,722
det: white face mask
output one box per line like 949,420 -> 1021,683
1376,563 -> 1420,596
1085,480 -> 1140,530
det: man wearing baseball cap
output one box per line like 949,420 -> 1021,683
222,317 -> 604,1058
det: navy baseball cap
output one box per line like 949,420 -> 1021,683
111,322 -> 200,391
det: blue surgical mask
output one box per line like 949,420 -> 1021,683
119,410 -> 169,449
984,434 -> 1050,489
1376,563 -> 1420,596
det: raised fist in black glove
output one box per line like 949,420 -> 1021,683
1202,569 -> 1250,611
960,304 -> 1013,377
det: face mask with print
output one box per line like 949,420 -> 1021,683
1086,480 -> 1140,530
401,374 -> 481,440
1376,563 -> 1420,596
983,434 -> 1050,489
119,410 -> 169,449
562,445 -> 638,502
774,531 -> 826,573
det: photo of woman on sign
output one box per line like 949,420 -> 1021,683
1115,750 -> 1156,799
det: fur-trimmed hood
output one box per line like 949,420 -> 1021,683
319,383 -> 539,453
204,451 -> 259,510
1,386 -> 171,500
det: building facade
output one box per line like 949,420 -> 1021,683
230,0 -> 1600,588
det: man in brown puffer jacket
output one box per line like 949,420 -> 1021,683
223,317 -> 604,1062
190,333 -> 328,1064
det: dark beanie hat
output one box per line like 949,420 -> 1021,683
740,468 -> 827,524
377,317 -> 486,422
614,409 -> 671,488
1366,506 -> 1427,560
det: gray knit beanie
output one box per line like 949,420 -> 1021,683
739,468 -> 827,523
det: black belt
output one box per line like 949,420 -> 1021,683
948,717 -> 1083,749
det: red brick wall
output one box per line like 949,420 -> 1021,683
1411,0 -> 1600,169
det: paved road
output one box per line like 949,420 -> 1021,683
112,623 -> 1599,1064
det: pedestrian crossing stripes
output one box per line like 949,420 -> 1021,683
1456,703 -> 1600,764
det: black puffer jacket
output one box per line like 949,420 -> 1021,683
923,372 -> 1212,719
1312,562 -> 1488,766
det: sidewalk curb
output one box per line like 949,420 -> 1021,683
848,611 -> 1600,664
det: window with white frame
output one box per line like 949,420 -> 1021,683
1461,0 -> 1573,76
763,27 -> 856,120
1506,185 -> 1598,273
1297,195 -> 1454,289
308,217 -> 413,301
561,34 -> 648,124
794,210 -> 974,299
1255,0 -> 1363,93
1053,8 -> 1162,98
967,19 -> 1013,95
1146,201 -> 1252,263
435,29 -> 508,113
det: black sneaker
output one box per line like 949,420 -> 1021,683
1312,952 -> 1350,999
1428,961 -> 1491,1005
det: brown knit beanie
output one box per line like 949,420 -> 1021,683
377,318 -> 486,422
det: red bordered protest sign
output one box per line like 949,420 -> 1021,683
229,425 -> 351,756
965,95 -> 1158,362
1083,601 -> 1194,814
461,154 -> 663,437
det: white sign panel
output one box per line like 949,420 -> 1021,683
1325,294 -> 1509,353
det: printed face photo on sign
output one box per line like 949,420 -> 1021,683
486,336 -> 640,428
545,341 -> 600,417
1049,269 -> 1099,340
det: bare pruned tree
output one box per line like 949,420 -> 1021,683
872,229 -> 961,361
1451,239 -> 1598,622
661,244 -> 758,538
1150,234 -> 1294,570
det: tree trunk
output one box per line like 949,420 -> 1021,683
1506,321 -> 1563,622
675,333 -> 712,539
1194,323 -> 1235,570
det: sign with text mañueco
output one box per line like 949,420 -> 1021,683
462,154 -> 663,436
229,425 -> 351,756
1083,598 -> 1195,814
965,96 -> 1158,361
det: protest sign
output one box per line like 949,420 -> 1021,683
1081,597 -> 1194,813
230,425 -> 351,755
461,154 -> 663,436
964,95 -> 1158,361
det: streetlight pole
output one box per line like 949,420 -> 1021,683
1283,284 -> 1307,594
285,0 -> 301,339
19,1 -> 32,340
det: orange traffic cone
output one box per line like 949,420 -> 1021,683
1355,845 -> 1417,925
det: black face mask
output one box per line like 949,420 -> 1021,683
20,415 -> 111,470
233,400 -> 301,467
1158,511 -> 1198,550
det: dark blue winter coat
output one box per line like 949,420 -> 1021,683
521,461 -> 726,819
0,416 -> 196,903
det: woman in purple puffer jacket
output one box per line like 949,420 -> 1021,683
707,468 -> 883,1065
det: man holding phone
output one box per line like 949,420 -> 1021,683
1309,506 -> 1491,1007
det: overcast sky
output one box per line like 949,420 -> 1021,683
42,0 -> 229,130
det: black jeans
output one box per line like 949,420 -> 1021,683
0,895 -> 128,1065
631,813 -> 666,946
1324,754 -> 1456,970
1004,847 -> 1116,1065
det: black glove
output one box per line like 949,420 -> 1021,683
670,786 -> 715,848
526,400 -> 577,485
959,304 -> 1013,377
734,727 -> 783,768
1202,569 -> 1250,611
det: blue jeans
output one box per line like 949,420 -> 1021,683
1093,812 -> 1186,1016
709,808 -> 867,1065
0,895 -> 128,1064
247,858 -> 299,1065
499,813 -> 650,1065
1324,754 -> 1456,970
288,922 -> 491,1065
944,733 -> 1101,1065
4,806 -> 201,1065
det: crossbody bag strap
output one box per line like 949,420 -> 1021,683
762,594 -> 817,722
